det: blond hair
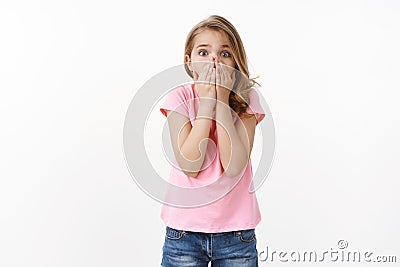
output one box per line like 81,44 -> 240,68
184,15 -> 259,117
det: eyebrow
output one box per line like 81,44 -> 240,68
196,44 -> 231,49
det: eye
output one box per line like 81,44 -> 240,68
221,51 -> 231,57
199,50 -> 208,56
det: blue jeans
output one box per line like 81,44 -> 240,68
161,226 -> 259,267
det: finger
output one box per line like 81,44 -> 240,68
231,68 -> 236,81
222,63 -> 228,85
215,62 -> 221,87
225,64 -> 232,82
199,62 -> 211,84
210,66 -> 216,87
219,62 -> 228,89
205,61 -> 213,84
225,64 -> 235,89
193,62 -> 202,81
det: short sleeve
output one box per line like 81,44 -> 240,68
160,86 -> 190,118
245,88 -> 266,125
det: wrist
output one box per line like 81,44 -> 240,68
199,97 -> 216,111
216,94 -> 230,105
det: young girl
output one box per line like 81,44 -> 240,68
159,15 -> 265,267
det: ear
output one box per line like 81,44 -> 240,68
184,55 -> 192,71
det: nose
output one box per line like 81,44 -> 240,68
210,55 -> 218,62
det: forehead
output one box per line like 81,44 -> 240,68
193,29 -> 231,46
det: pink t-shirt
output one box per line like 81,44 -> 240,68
159,83 -> 266,233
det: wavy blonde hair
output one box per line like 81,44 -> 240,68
184,15 -> 259,117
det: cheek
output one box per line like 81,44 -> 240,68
190,50 -> 203,60
221,57 -> 235,67
221,59 -> 235,71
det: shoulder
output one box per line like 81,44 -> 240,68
167,83 -> 197,100
160,84 -> 197,117
243,87 -> 266,125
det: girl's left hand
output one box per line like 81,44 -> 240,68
215,62 -> 236,103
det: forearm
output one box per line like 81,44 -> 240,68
178,100 -> 214,176
215,100 -> 249,177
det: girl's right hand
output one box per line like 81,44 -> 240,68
192,62 -> 217,105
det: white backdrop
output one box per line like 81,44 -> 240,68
1,0 -> 399,266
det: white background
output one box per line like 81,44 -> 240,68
1,0 -> 399,266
